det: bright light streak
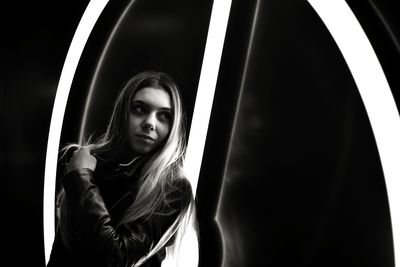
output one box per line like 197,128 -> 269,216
78,0 -> 137,143
43,0 -> 109,264
183,0 -> 233,194
308,0 -> 400,264
164,0 -> 233,265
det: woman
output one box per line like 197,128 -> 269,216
47,71 -> 198,267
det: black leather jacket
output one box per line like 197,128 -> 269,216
47,158 -> 192,267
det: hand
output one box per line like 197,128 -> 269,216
66,146 -> 97,173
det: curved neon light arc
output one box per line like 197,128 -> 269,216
78,0 -> 137,144
183,0 -> 233,192
43,0 -> 110,264
368,0 -> 400,54
308,0 -> 400,265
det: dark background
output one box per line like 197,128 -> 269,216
1,0 -> 400,267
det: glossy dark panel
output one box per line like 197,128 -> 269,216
213,0 -> 396,266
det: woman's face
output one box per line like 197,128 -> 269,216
127,87 -> 173,154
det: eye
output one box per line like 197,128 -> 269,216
131,104 -> 147,114
158,111 -> 172,122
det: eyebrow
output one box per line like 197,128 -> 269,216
131,100 -> 173,112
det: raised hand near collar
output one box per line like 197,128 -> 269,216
66,146 -> 97,173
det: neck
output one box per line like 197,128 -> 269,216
119,146 -> 140,164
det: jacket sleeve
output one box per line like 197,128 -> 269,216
61,168 -> 191,267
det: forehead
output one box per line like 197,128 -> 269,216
133,87 -> 172,109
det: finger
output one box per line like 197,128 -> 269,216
79,145 -> 93,154
86,144 -> 95,151
74,147 -> 89,156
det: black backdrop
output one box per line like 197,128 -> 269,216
1,1 -> 400,267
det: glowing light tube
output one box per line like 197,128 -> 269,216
43,0 -> 110,264
183,0 -> 233,193
78,0 -> 138,143
308,0 -> 400,265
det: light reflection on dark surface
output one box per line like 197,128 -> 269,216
216,0 -> 395,266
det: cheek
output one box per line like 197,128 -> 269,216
129,113 -> 141,126
128,116 -> 140,135
157,123 -> 171,142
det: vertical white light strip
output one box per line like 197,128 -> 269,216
163,2 -> 233,265
43,0 -> 109,264
183,0 -> 233,194
307,0 -> 400,265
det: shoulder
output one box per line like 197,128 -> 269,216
169,176 -> 193,196
170,176 -> 192,193
165,177 -> 194,211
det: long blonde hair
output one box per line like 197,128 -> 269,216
57,71 -> 198,266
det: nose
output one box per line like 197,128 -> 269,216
142,113 -> 156,131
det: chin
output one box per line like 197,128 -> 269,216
131,144 -> 155,155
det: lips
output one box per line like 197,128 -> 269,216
136,134 -> 155,142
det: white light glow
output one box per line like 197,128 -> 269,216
183,0 -> 233,194
164,0 -> 233,265
78,0 -> 137,143
308,0 -> 400,264
43,0 -> 109,264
